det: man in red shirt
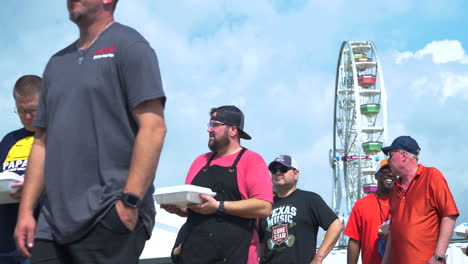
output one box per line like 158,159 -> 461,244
345,159 -> 396,264
381,136 -> 459,264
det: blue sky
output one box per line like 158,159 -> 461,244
1,0 -> 467,226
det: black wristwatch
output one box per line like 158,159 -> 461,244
121,192 -> 142,208
216,201 -> 225,215
434,254 -> 445,262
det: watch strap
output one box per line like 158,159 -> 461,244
434,254 -> 445,262
216,200 -> 225,215
121,192 -> 142,208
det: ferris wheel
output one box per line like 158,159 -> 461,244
329,41 -> 388,216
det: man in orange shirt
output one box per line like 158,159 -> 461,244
381,136 -> 459,264
345,159 -> 396,264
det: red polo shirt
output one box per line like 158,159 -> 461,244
345,193 -> 390,264
389,164 -> 459,263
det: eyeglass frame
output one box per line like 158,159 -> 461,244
387,149 -> 406,159
207,121 -> 228,129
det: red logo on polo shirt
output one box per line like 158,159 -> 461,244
93,45 -> 115,60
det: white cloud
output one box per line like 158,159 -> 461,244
416,40 -> 468,63
395,40 -> 468,64
394,51 -> 414,64
440,72 -> 468,102
389,40 -> 468,104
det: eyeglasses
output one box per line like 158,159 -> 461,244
269,166 -> 292,174
388,150 -> 404,159
207,122 -> 226,129
14,108 -> 37,115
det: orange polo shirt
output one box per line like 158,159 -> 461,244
389,164 -> 459,264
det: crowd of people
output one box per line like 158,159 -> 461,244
0,0 -> 463,264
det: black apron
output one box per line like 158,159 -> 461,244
174,148 -> 254,264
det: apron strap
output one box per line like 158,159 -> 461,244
229,148 -> 247,172
203,148 -> 248,172
203,152 -> 217,171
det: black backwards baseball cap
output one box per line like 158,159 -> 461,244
268,155 -> 298,170
210,105 -> 252,140
381,136 -> 421,156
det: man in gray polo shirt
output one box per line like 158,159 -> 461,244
14,1 -> 166,263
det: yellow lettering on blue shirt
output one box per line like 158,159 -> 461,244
3,136 -> 34,172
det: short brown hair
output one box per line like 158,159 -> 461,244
13,75 -> 42,99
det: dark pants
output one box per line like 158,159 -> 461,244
174,219 -> 253,264
0,256 -> 29,264
30,206 -> 147,264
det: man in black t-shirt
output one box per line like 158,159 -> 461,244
259,155 -> 343,264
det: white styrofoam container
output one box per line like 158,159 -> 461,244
0,171 -> 23,204
455,223 -> 468,238
154,184 -> 216,208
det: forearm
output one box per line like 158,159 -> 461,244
314,219 -> 343,261
347,238 -> 360,264
434,215 -> 457,257
19,128 -> 46,214
124,122 -> 166,198
125,98 -> 166,198
224,198 -> 272,218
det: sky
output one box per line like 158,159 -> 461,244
1,0 -> 467,232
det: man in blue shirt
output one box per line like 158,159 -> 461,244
0,75 -> 42,264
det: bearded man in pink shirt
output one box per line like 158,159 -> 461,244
162,105 -> 273,264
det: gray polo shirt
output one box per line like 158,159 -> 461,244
33,23 -> 165,243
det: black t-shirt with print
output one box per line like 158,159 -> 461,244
259,189 -> 338,264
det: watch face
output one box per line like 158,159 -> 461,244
126,194 -> 139,205
123,193 -> 141,207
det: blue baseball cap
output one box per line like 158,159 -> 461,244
381,136 -> 421,155
268,155 -> 299,170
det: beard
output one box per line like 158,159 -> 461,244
68,2 -> 100,24
69,11 -> 83,23
378,180 -> 393,192
208,129 -> 230,152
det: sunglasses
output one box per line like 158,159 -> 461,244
207,122 -> 226,128
269,166 -> 292,174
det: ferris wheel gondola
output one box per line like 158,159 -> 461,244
330,41 -> 388,216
